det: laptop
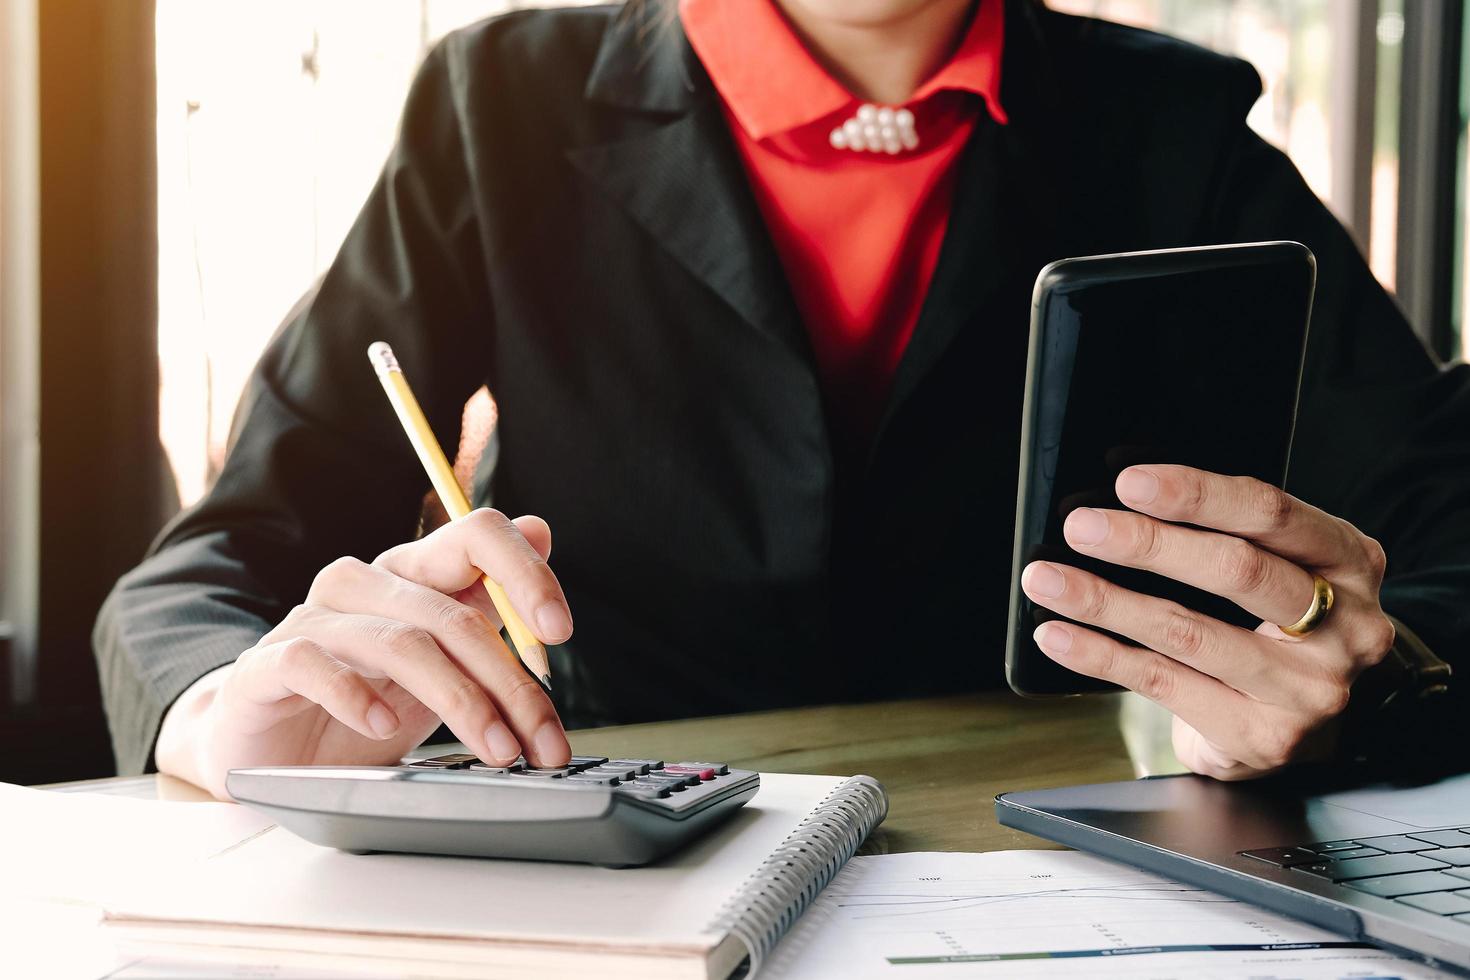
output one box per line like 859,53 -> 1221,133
996,770 -> 1470,972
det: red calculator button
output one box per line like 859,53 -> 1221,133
664,764 -> 717,781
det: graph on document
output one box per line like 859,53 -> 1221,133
762,851 -> 1443,979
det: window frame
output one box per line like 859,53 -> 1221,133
1,0 -> 40,710
1395,0 -> 1465,359
1328,0 -> 1380,253
1457,0 -> 1470,362
0,0 -> 165,784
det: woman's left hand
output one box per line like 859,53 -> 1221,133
1021,464 -> 1396,780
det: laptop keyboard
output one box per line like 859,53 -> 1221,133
1242,827 -> 1470,921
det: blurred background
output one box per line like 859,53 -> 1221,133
2,0 -> 1467,783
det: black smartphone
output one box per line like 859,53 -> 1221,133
1005,242 -> 1316,697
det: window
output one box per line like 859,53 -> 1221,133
1048,0 -> 1403,292
155,1 -> 595,508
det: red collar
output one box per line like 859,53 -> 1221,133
680,0 -> 1007,141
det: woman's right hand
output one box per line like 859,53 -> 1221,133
155,510 -> 574,800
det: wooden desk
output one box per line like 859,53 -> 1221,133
50,692 -> 1162,853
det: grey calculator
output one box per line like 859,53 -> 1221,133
227,754 -> 760,867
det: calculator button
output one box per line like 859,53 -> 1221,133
643,772 -> 700,788
585,765 -> 640,780
1297,853 -> 1447,881
567,772 -> 624,787
1400,891 -> 1470,915
1311,840 -> 1363,853
674,761 -> 730,775
610,759 -> 663,773
1444,867 -> 1470,882
615,782 -> 671,799
1346,871 -> 1470,898
663,765 -> 717,781
1408,830 -> 1470,848
511,768 -> 570,779
1240,847 -> 1321,867
1357,835 -> 1437,853
634,776 -> 692,792
409,754 -> 479,769
568,756 -> 609,769
468,763 -> 522,774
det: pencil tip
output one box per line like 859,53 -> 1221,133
539,674 -> 553,691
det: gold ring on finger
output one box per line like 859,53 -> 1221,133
1278,574 -> 1335,638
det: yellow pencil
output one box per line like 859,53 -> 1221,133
367,341 -> 553,688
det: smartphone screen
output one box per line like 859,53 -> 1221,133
1006,242 -> 1316,696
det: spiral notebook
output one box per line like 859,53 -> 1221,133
101,773 -> 887,980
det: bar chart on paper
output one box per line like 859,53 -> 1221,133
763,851 -> 1446,979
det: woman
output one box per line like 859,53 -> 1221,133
96,0 -> 1470,798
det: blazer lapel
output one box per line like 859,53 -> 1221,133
871,0 -> 1066,454
566,10 -> 808,358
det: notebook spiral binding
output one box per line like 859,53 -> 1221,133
708,775 -> 889,978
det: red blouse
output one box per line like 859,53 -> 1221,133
680,0 -> 1007,442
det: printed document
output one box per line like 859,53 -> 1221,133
763,850 -> 1450,978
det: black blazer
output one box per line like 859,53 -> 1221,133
96,1 -> 1470,774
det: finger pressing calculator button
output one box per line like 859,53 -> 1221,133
468,763 -> 523,774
